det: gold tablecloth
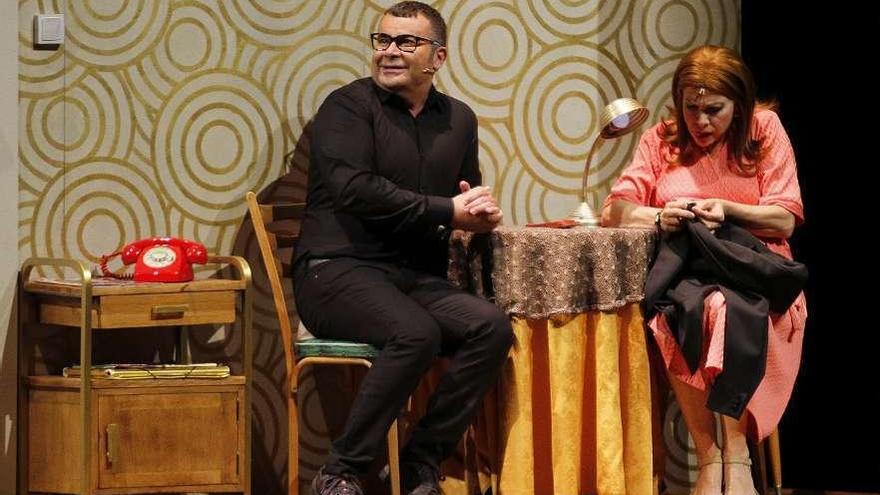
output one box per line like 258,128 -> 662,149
444,226 -> 657,495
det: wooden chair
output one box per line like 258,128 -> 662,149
246,191 -> 401,495
756,428 -> 783,495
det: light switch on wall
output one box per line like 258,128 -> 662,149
34,14 -> 64,46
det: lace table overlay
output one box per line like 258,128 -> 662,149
449,226 -> 656,319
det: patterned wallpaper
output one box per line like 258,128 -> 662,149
18,1 -> 739,493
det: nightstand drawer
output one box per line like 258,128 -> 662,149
39,291 -> 236,328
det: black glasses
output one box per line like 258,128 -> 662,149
370,32 -> 442,53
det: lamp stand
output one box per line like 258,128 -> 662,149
570,135 -> 605,227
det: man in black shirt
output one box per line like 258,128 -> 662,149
292,2 -> 513,495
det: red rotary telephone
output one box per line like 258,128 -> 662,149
100,237 -> 207,282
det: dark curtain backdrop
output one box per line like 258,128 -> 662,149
742,3 -> 875,492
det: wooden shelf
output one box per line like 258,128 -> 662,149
27,375 -> 246,389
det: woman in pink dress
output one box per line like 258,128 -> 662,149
602,45 -> 806,495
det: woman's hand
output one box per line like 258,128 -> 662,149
657,199 -> 696,232
690,199 -> 797,238
691,199 -> 725,231
700,200 -> 796,239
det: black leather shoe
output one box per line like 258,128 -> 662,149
401,461 -> 442,495
311,467 -> 364,495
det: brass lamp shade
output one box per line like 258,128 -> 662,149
571,97 -> 649,226
599,98 -> 650,139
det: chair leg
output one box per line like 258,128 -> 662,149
768,429 -> 782,495
388,418 -> 402,495
289,394 -> 300,495
485,382 -> 500,495
755,437 -> 768,495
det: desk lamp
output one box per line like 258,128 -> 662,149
571,98 -> 649,226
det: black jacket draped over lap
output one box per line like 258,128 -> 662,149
644,220 -> 807,418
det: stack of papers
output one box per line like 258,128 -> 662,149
62,363 -> 230,379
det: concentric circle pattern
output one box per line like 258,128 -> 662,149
511,41 -> 635,198
22,71 -> 134,169
636,56 -> 682,133
29,158 -> 168,264
517,0 -> 629,42
18,0 -> 88,98
149,3 -> 239,88
618,0 -> 737,80
65,0 -> 172,68
153,71 -> 285,224
663,393 -> 699,493
271,31 -> 370,145
18,0 -> 740,491
219,0 -> 341,47
439,2 -> 532,120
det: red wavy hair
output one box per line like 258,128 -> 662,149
661,45 -> 775,175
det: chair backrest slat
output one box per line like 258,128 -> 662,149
275,235 -> 298,249
273,203 -> 305,221
246,191 -> 305,383
280,262 -> 292,277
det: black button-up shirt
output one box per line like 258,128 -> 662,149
294,77 -> 481,276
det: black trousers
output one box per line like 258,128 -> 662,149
293,257 -> 513,476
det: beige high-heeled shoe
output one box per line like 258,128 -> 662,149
692,452 -> 723,495
723,456 -> 759,495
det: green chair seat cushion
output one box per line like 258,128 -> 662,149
294,338 -> 379,359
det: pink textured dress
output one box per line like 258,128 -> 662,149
604,109 -> 807,439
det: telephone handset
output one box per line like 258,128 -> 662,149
100,237 -> 207,282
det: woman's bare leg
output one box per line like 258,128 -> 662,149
668,372 -> 723,495
721,414 -> 758,494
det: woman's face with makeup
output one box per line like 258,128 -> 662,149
682,87 -> 735,150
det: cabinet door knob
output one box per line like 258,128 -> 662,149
106,423 -> 120,470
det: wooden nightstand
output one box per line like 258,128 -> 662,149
18,256 -> 252,495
